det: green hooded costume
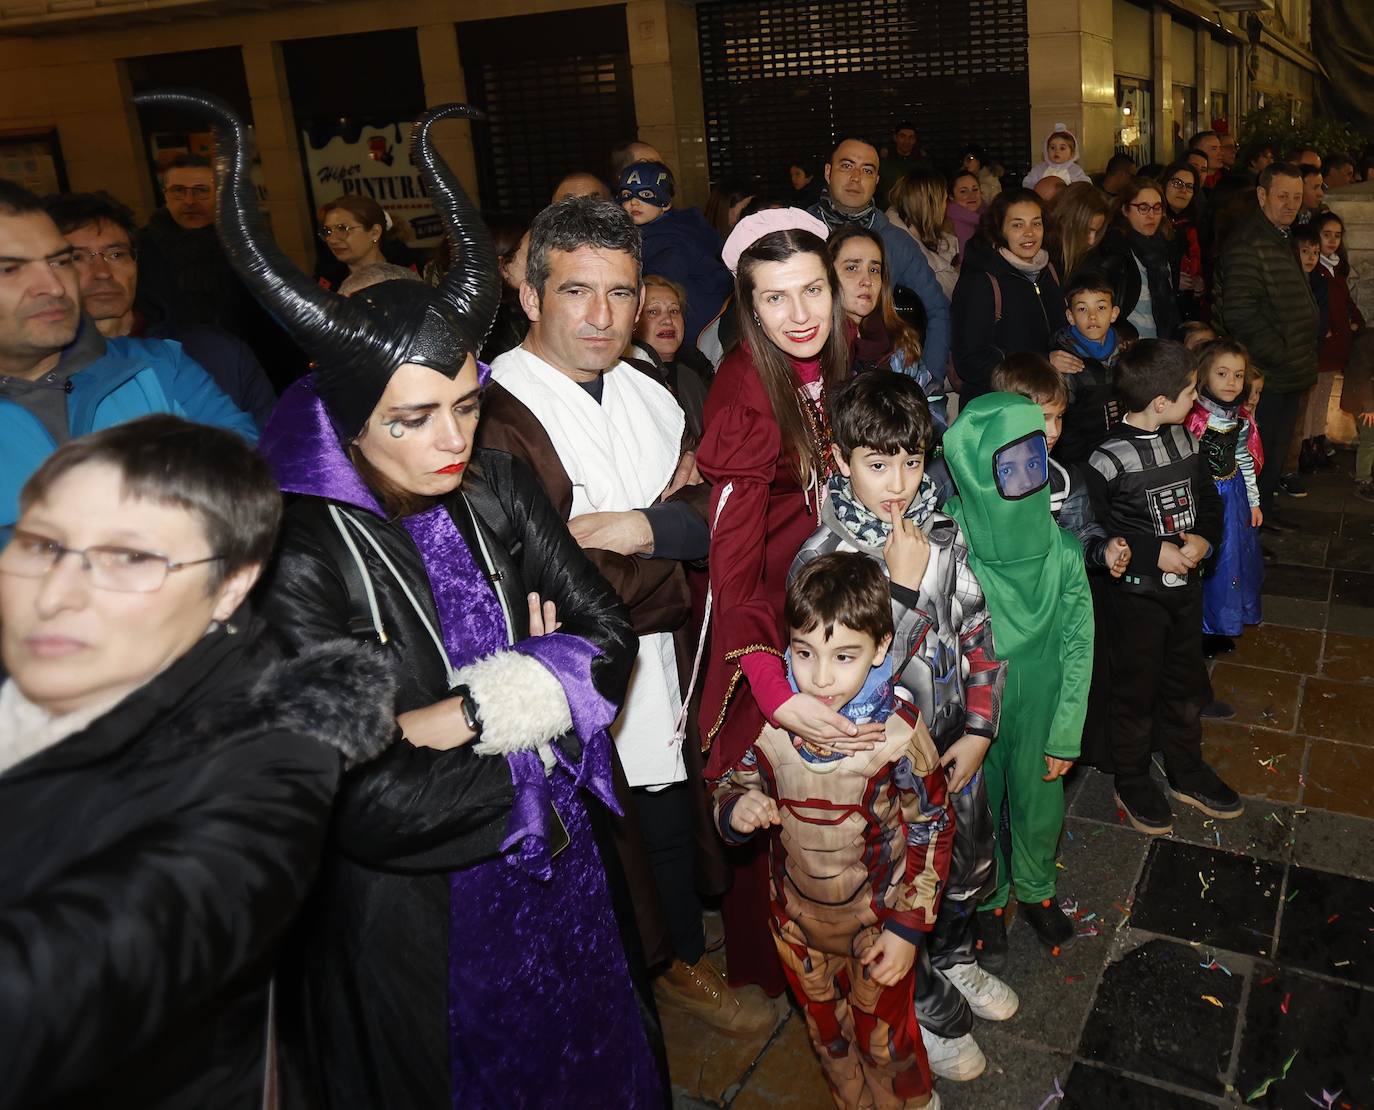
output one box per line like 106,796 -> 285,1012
943,393 -> 1094,907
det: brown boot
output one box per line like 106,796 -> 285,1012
653,956 -> 778,1037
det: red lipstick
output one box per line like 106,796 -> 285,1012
433,462 -> 466,475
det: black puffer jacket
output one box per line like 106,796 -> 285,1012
260,447 -> 639,1108
951,239 -> 1064,401
0,621 -> 392,1109
1214,208 -> 1320,392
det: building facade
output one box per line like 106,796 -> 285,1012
0,0 -> 1323,270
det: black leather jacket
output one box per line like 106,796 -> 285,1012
259,447 -> 637,1108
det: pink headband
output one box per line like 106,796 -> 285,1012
721,207 -> 831,273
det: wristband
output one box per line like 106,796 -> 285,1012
451,683 -> 483,739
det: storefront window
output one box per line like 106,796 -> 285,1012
1115,77 -> 1153,164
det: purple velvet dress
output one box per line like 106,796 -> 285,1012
263,379 -> 662,1109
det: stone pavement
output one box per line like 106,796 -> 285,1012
665,456 -> 1374,1109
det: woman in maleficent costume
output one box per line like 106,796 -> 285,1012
131,91 -> 666,1108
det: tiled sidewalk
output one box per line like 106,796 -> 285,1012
668,460 -> 1374,1109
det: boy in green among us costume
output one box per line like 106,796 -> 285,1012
941,393 -> 1094,967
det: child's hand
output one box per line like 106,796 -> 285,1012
728,788 -> 781,836
1043,755 -> 1075,781
1157,543 -> 1193,576
861,929 -> 917,987
939,733 -> 991,793
527,594 -> 562,636
775,694 -> 885,754
883,503 -> 931,592
1178,533 -> 1210,566
1251,506 -> 1264,528
1105,537 -> 1131,578
1361,412 -> 1374,428
1048,350 -> 1085,375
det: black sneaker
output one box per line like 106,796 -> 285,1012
1114,776 -> 1173,835
1018,898 -> 1075,956
1262,513 -> 1297,534
1317,435 -> 1336,459
972,907 -> 1008,975
1168,766 -> 1244,819
1355,481 -> 1374,504
1279,472 -> 1309,498
1199,699 -> 1237,720
1201,635 -> 1236,659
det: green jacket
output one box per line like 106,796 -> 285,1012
1214,208 -> 1319,393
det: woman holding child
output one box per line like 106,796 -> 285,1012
697,208 -> 869,995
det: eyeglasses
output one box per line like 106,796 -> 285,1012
319,223 -> 365,240
165,185 -> 212,200
1129,202 -> 1164,215
1167,179 -> 1196,193
0,530 -> 224,593
69,246 -> 137,267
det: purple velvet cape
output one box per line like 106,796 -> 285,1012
261,377 -> 662,1108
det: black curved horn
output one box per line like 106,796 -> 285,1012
132,88 -> 365,365
411,104 -> 500,348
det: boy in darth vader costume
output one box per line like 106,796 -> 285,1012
941,394 -> 1094,967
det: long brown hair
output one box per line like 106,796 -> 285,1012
1048,181 -> 1110,276
888,167 -> 952,253
826,225 -> 922,369
736,229 -> 851,484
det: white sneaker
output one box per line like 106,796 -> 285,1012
919,1025 -> 986,1082
943,960 -> 1020,1021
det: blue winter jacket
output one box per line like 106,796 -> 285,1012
1,337 -> 258,528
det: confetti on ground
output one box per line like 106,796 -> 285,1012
1288,889 -> 1302,902
1333,960 -> 1352,967
1305,1089 -> 1342,1109
1199,871 -> 1212,896
1202,994 -> 1223,1007
1199,958 -> 1234,977
1063,974 -> 1083,984
1259,975 -> 1276,986
1036,1077 -> 1065,1109
1281,992 -> 1292,1014
1215,830 -> 1222,846
1077,925 -> 1100,938
1056,861 -> 1066,870
1245,1048 -> 1299,1102
1327,913 -> 1341,925
1267,812 -> 1288,827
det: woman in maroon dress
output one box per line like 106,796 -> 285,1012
697,212 -> 883,993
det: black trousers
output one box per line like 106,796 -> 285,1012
914,767 -> 996,1039
633,783 -> 707,966
1106,587 -> 1210,784
1255,386 -> 1305,510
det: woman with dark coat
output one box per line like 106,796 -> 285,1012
1157,161 -> 1205,322
950,188 -> 1069,402
1079,176 -> 1181,341
132,90 -> 661,1109
0,415 -> 389,1109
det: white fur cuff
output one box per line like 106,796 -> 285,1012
458,651 -> 574,757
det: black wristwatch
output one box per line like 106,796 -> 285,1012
452,683 -> 483,739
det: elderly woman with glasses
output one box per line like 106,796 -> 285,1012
1078,175 -> 1181,340
0,414 -> 392,1108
